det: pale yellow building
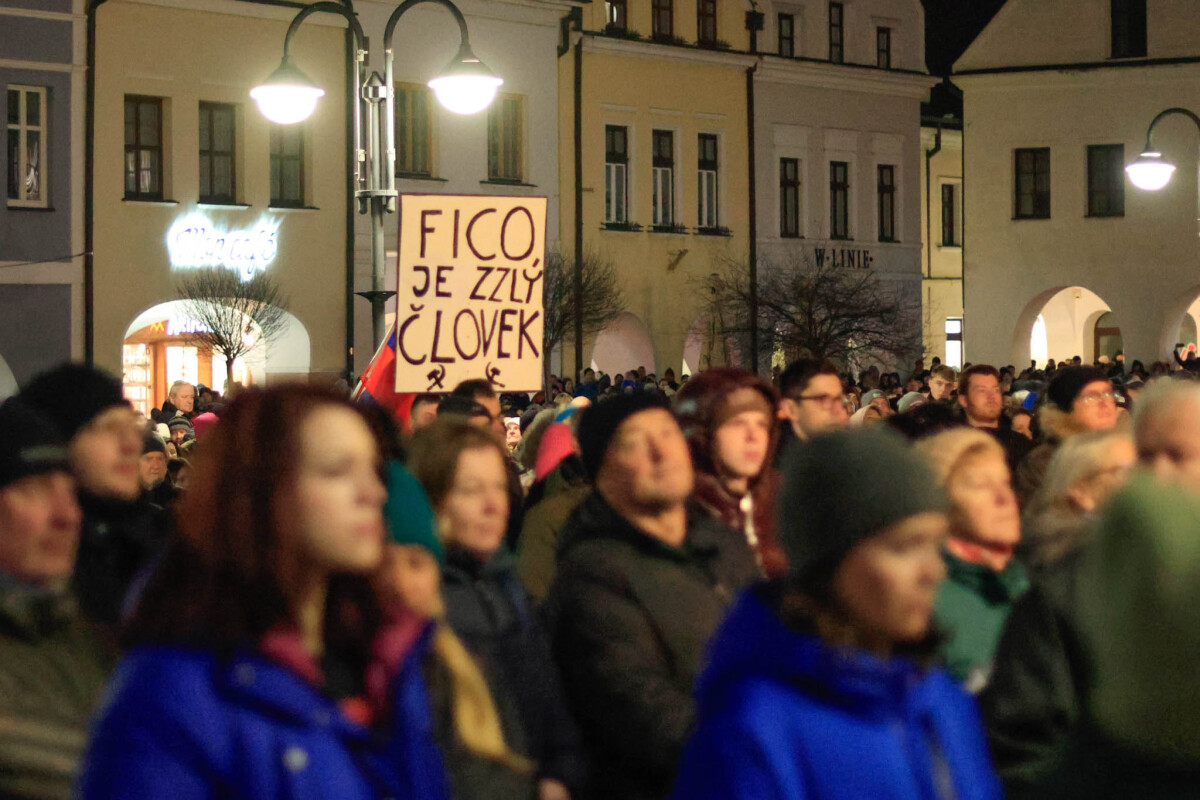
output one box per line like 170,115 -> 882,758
559,0 -> 754,377
920,117 -> 963,368
91,0 -> 349,406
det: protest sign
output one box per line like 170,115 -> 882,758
395,193 -> 547,392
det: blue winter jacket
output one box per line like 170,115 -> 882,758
671,587 -> 1004,800
77,630 -> 450,800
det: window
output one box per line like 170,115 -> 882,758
1014,147 -> 1050,219
652,129 -> 674,227
396,83 -> 432,177
606,0 -> 627,29
124,95 -> 163,200
698,0 -> 717,44
198,102 -> 236,204
1111,0 -> 1146,58
697,133 -> 719,229
1088,144 -> 1125,217
653,0 -> 673,40
829,2 -> 844,64
778,14 -> 795,57
605,125 -> 628,224
941,183 -> 960,246
780,157 -> 801,238
269,124 -> 304,207
877,164 -> 895,242
876,27 -> 891,68
945,317 -> 963,370
830,160 -> 849,239
487,94 -> 523,182
6,86 -> 46,207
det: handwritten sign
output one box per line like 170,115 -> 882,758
395,194 -> 547,392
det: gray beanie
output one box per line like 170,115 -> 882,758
778,428 -> 948,595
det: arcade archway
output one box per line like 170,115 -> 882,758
589,312 -> 656,377
1015,286 -> 1117,367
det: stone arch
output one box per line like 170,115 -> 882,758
1159,284 -> 1200,363
589,312 -> 656,377
1012,286 -> 1115,367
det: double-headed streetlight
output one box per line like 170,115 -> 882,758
1125,107 -> 1200,192
250,0 -> 503,348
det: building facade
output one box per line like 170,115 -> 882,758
956,0 -> 1200,368
919,112 -> 963,368
559,0 -> 931,378
91,0 -> 350,408
0,0 -> 85,399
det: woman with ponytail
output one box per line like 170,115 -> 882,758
378,461 -> 535,798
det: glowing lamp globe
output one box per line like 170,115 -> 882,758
251,60 -> 326,125
1125,151 -> 1176,191
427,43 -> 503,115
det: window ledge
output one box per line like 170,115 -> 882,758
398,174 -> 448,183
480,179 -> 537,188
1012,216 -> 1051,221
878,238 -> 900,244
649,224 -> 689,234
602,222 -> 643,232
1085,213 -> 1125,219
122,197 -> 179,206
695,226 -> 732,237
829,236 -> 854,241
198,202 -> 251,209
937,244 -> 963,251
6,204 -> 55,212
268,205 -> 321,212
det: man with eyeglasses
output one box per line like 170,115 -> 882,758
1014,366 -> 1117,506
18,364 -> 170,632
777,358 -> 850,444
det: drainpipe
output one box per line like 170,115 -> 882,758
84,0 -> 109,366
572,32 -> 584,383
343,0 -> 357,382
924,119 -> 942,281
745,8 -> 763,372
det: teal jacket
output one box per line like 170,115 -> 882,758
933,552 -> 1028,691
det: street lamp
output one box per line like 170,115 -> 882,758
1126,107 -> 1200,191
251,0 -> 503,348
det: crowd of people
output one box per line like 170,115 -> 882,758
3,346 -> 1200,799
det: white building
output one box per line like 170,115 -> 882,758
955,0 -> 1200,368
920,110 -> 962,368
352,0 -> 572,373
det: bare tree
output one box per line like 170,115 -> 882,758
703,251 -> 922,370
175,268 -> 291,379
541,249 -> 626,386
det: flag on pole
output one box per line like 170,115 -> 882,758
352,321 -> 417,431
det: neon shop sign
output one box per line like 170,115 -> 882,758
167,214 -> 279,281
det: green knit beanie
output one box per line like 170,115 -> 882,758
778,428 -> 948,595
1078,474 -> 1200,763
383,461 -> 444,565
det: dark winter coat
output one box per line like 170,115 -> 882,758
671,586 -> 1004,800
77,634 -> 450,799
691,469 -> 787,579
979,549 -> 1089,796
516,467 -> 591,601
441,547 -> 583,794
542,491 -> 759,800
74,492 -> 170,629
0,577 -> 115,799
976,423 -> 1036,479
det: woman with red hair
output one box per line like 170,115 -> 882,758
78,385 -> 449,800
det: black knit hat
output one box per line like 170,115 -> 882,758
142,431 -> 167,456
778,428 -> 947,595
18,363 -> 129,441
1045,366 -> 1110,412
577,393 -> 672,479
0,398 -> 70,490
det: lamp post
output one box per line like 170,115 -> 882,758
251,0 -> 503,349
1126,107 -> 1200,192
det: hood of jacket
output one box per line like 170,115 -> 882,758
696,586 -> 932,720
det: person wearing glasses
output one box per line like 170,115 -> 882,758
777,359 -> 850,446
1014,367 -> 1119,507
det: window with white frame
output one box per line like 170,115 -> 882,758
945,317 -> 963,369
652,129 -> 674,227
605,124 -> 628,224
697,133 -> 719,230
7,86 -> 47,207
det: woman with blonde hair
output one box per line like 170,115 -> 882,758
408,419 -> 583,800
978,428 -> 1136,796
917,428 -> 1028,691
378,462 -> 535,799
